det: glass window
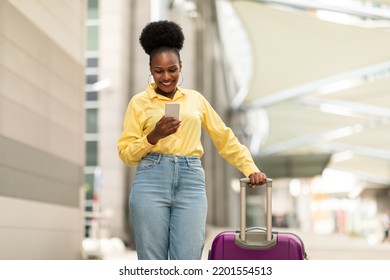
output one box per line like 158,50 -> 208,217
88,0 -> 99,20
86,91 -> 98,101
86,108 -> 98,133
86,74 -> 98,84
87,57 -> 99,68
84,173 -> 95,200
87,26 -> 99,51
86,141 -> 98,166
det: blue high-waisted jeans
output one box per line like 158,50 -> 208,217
130,153 -> 207,260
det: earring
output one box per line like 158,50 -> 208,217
178,72 -> 184,87
148,74 -> 156,89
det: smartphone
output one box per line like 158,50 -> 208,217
165,102 -> 180,119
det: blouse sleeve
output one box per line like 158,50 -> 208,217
117,99 -> 155,166
200,96 -> 260,177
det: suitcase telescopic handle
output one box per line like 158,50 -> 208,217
239,178 -> 273,242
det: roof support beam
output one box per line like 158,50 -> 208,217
299,97 -> 390,120
239,60 -> 390,110
313,142 -> 390,161
254,0 -> 390,20
258,120 -> 388,157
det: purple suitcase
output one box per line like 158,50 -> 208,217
209,178 -> 307,260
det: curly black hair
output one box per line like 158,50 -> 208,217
139,20 -> 184,56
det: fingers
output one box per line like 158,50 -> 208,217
155,116 -> 181,137
248,172 -> 267,188
163,116 -> 181,132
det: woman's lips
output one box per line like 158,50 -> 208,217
161,81 -> 173,87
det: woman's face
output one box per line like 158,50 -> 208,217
150,50 -> 182,98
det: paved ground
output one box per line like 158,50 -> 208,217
103,225 -> 390,260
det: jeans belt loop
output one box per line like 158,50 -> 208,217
156,153 -> 162,164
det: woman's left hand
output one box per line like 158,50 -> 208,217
248,172 -> 267,188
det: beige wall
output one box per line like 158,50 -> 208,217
0,0 -> 86,259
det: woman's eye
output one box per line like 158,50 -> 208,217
153,69 -> 177,74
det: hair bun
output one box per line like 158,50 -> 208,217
139,20 -> 184,55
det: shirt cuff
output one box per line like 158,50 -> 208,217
140,135 -> 156,150
242,166 -> 261,178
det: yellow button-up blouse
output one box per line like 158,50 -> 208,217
117,86 -> 260,177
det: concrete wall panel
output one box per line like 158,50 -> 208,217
0,0 -> 85,259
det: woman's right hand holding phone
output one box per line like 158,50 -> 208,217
147,116 -> 181,144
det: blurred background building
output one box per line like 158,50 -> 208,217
0,0 -> 85,258
1,0 -> 390,259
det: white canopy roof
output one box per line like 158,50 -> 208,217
228,0 -> 390,186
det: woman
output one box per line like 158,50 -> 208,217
117,20 -> 267,260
